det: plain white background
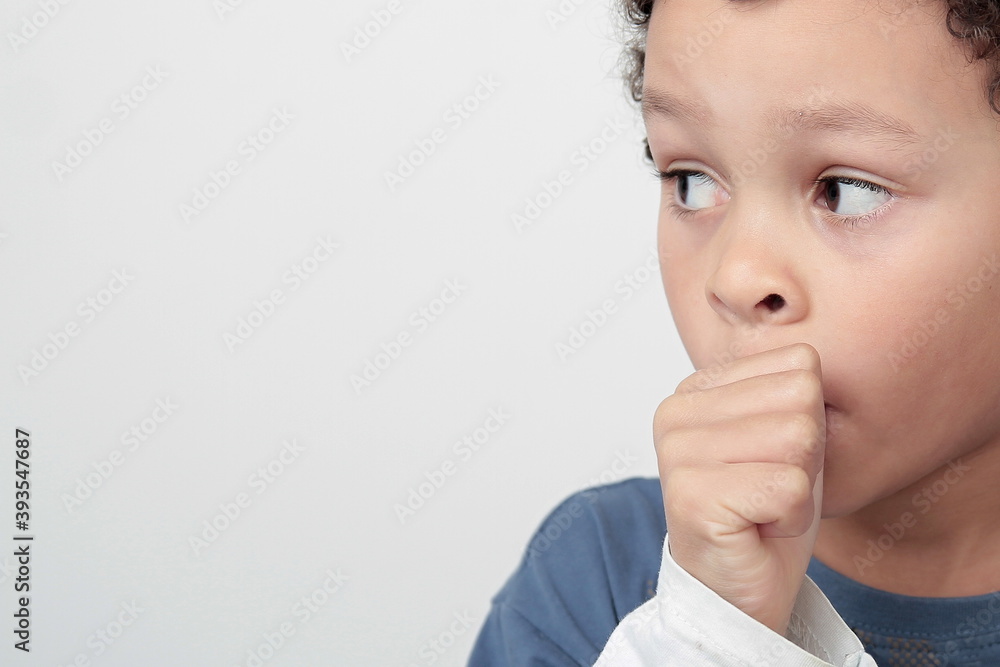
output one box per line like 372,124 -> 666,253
0,0 -> 695,664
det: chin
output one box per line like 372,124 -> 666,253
818,449 -> 893,520
819,489 -> 865,520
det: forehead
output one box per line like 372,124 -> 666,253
642,0 -> 990,135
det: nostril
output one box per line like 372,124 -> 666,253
760,293 -> 786,311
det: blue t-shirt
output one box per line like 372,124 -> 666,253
469,477 -> 1000,666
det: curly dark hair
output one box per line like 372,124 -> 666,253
618,0 -> 1000,159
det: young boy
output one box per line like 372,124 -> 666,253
469,0 -> 1000,663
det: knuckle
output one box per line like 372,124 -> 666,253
785,341 -> 819,368
782,412 -> 818,451
653,429 -> 681,465
662,469 -> 704,519
784,368 -> 821,406
653,394 -> 686,435
778,466 -> 812,506
676,369 -> 712,394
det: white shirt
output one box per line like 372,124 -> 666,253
595,536 -> 879,666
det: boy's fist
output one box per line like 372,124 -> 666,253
655,342 -> 826,634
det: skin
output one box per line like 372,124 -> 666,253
644,0 -> 1000,635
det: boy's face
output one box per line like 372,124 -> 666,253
644,0 -> 1000,517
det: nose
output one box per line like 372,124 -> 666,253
704,204 -> 809,328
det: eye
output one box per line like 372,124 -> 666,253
657,169 -> 728,212
817,176 -> 892,216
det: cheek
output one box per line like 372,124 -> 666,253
823,250 -> 1000,510
867,251 -> 1000,384
888,257 -> 1000,433
658,220 -> 712,363
660,262 -> 733,374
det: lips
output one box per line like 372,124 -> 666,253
823,402 -> 842,441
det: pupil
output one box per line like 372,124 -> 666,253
678,174 -> 689,204
826,180 -> 839,209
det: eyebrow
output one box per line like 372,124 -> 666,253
641,88 -> 924,150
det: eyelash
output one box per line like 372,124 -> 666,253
654,168 -> 705,221
653,168 -> 893,229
